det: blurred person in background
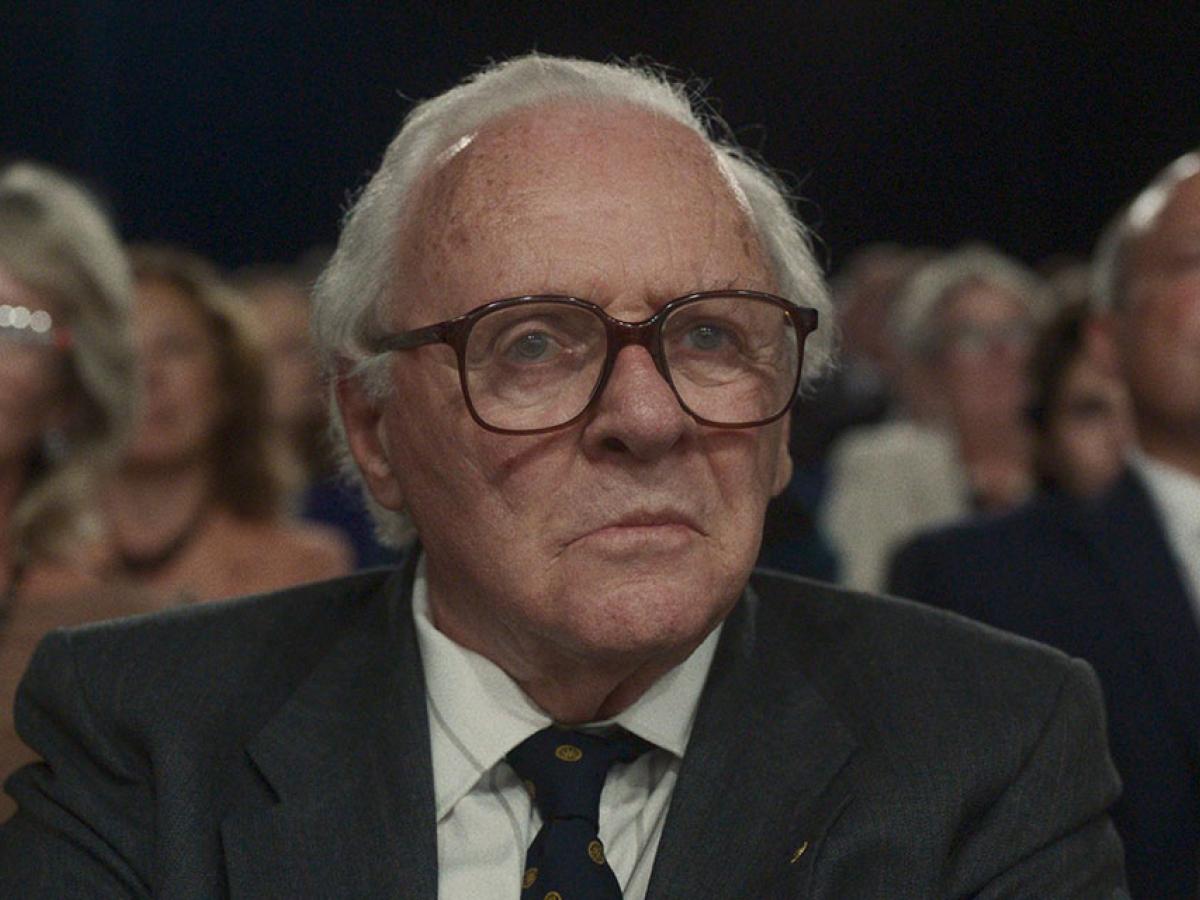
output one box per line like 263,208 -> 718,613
237,264 -> 396,568
0,162 -> 155,812
889,150 -> 1200,897
1039,253 -> 1095,309
758,243 -> 928,579
236,266 -> 328,489
785,242 -> 932,469
1027,302 -> 1134,499
101,245 -> 351,603
822,244 -> 1053,591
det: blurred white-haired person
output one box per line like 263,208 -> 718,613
0,162 -> 153,811
886,149 -> 1200,899
823,243 -> 1054,591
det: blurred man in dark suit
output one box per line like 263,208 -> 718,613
1,55 -> 1127,897
891,150 -> 1200,899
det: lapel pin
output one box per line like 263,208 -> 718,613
789,841 -> 809,864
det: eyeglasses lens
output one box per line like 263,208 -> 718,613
461,295 -> 801,431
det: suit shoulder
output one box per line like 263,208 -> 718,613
33,568 -> 399,721
753,568 -> 1068,660
896,496 -> 1064,561
748,570 -> 1094,745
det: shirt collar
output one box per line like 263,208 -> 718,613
1130,451 -> 1200,533
412,553 -> 723,820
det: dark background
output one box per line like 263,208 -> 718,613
3,3 -> 1198,274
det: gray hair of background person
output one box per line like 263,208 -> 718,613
310,53 -> 836,546
0,162 -> 136,563
889,243 -> 1055,361
1091,150 -> 1200,313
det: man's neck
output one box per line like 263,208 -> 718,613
512,641 -> 705,724
427,587 -> 709,725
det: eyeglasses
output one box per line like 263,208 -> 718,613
936,321 -> 1032,358
367,290 -> 818,434
0,304 -> 72,352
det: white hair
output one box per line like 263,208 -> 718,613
310,53 -> 834,546
1091,150 -> 1200,313
890,243 -> 1054,360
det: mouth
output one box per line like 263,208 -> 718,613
567,510 -> 704,553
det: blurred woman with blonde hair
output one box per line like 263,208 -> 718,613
0,161 -> 151,807
102,245 -> 351,603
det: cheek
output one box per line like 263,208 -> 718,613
1055,424 -> 1101,464
0,359 -> 64,450
189,362 -> 227,431
6,359 -> 61,409
1133,285 -> 1200,360
705,426 -> 789,515
383,379 -> 523,526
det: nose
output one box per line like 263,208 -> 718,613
583,344 -> 689,460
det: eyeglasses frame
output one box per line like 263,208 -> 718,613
366,289 -> 818,435
0,304 -> 73,353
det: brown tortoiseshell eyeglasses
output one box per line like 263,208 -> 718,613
366,290 -> 818,435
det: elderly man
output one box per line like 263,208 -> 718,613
1,56 -> 1125,897
890,151 -> 1200,898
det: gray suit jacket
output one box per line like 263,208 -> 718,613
0,552 -> 1127,897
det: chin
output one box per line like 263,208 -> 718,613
555,568 -> 741,658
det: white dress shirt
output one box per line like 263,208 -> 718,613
411,557 -> 723,900
1131,452 -> 1200,615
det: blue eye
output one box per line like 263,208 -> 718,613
507,331 -> 556,361
686,324 -> 729,351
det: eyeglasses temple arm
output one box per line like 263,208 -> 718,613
366,322 -> 449,354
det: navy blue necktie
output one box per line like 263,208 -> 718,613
506,726 -> 652,900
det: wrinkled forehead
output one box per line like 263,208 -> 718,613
393,101 -> 765,298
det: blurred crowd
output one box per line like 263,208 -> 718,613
761,240 -> 1135,589
0,162 -> 402,812
0,151 -> 1196,894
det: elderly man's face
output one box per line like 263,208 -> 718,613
345,104 -> 792,686
1121,172 -> 1200,437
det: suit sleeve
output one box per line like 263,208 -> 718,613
946,656 -> 1129,899
0,629 -> 153,898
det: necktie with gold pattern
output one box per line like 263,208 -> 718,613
506,727 -> 652,899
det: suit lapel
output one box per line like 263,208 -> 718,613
1077,470 -> 1200,751
647,586 -> 858,899
220,559 -> 438,899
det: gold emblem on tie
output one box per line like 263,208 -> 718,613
554,743 -> 583,762
790,841 -> 809,864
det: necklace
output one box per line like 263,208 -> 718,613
117,502 -> 210,576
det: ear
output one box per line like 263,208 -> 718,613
770,413 -> 794,498
335,369 -> 406,511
